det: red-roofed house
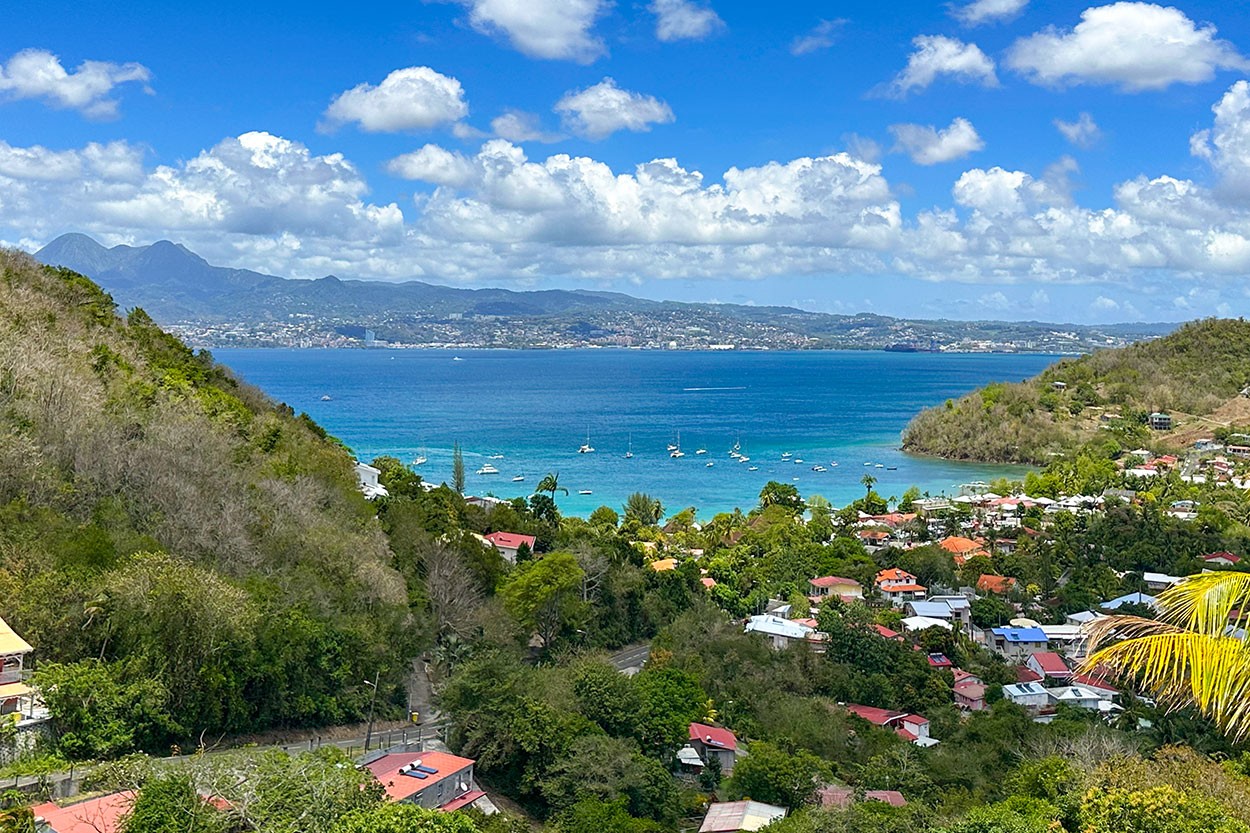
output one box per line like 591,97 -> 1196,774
808,576 -> 863,601
365,750 -> 480,810
1204,551 -> 1242,567
31,792 -> 134,833
953,681 -> 988,711
927,653 -> 953,669
953,668 -> 982,687
817,786 -> 907,808
875,569 -> 927,606
976,574 -> 1018,595
689,722 -> 741,775
940,536 -> 987,557
844,705 -> 938,747
872,624 -> 903,641
1014,665 -> 1044,684
1026,651 -> 1071,682
482,532 -> 536,564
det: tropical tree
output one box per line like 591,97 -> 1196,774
452,442 -> 465,494
623,492 -> 664,526
861,473 -> 877,496
1083,572 -> 1250,740
536,472 -> 569,500
758,481 -> 804,514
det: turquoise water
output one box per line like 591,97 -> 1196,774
214,348 -> 1055,519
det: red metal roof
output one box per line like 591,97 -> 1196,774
483,531 -> 536,550
367,751 -> 476,803
439,790 -> 486,812
31,792 -> 134,833
1205,551 -> 1242,563
811,575 -> 861,588
872,624 -> 901,640
1030,651 -> 1069,675
845,704 -> 902,726
690,722 -> 738,751
1014,665 -> 1044,683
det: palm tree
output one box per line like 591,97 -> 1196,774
535,472 -> 568,500
861,473 -> 877,496
624,491 -> 664,526
1082,571 -> 1250,740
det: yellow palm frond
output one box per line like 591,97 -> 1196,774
1155,571 -> 1250,636
1084,622 -> 1250,740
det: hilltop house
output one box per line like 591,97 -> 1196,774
744,615 -> 821,650
1002,682 -> 1050,711
874,569 -> 927,606
482,531 -> 536,564
353,462 -> 389,499
31,792 -> 135,833
808,576 -> 863,602
954,680 -> 988,711
845,704 -> 939,747
699,801 -> 787,832
976,574 -> 1018,595
1204,551 -> 1242,567
364,750 -> 485,812
1148,412 -> 1173,431
686,723 -> 742,776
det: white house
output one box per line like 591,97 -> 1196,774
1002,682 -> 1050,710
744,615 -> 817,650
482,531 -> 536,564
874,569 -> 927,606
1142,572 -> 1184,592
1047,685 -> 1114,713
353,462 -> 389,499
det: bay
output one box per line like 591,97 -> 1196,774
214,348 -> 1057,518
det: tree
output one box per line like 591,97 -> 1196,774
452,442 -> 465,494
121,774 -> 228,833
34,659 -> 175,759
1084,572 -> 1250,740
970,596 -> 1015,628
371,455 -> 424,498
500,552 -> 586,648
553,800 -> 665,833
540,735 -> 678,822
624,492 -> 664,526
861,474 -> 877,496
589,506 -> 619,528
536,472 -> 569,500
331,804 -> 480,833
728,741 -> 831,809
759,481 -> 804,514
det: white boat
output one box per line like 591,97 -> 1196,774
695,448 -> 708,455
811,465 -> 827,472
488,454 -> 504,460
578,489 -> 593,495
706,461 -> 714,468
411,455 -> 428,466
738,456 -> 750,463
477,464 -> 499,475
864,462 -> 872,466
320,394 -> 332,401
748,465 -> 759,471
452,356 -> 464,362
511,475 -> 525,482
875,463 -> 884,468
830,461 -> 838,467
670,431 -> 685,458
667,443 -> 678,452
781,451 -> 792,459
794,458 -> 804,464
625,433 -> 634,459
578,427 -> 595,454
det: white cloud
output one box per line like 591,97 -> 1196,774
978,290 -> 1011,310
386,145 -> 477,187
1030,289 -> 1050,308
490,110 -> 563,143
322,67 -> 468,133
554,78 -> 675,140
450,0 -> 607,63
1091,295 -> 1119,311
791,20 -> 846,56
1192,81 -> 1250,197
880,35 -> 998,97
0,48 -> 151,119
1007,2 -> 1248,91
952,0 -> 1028,26
650,0 -> 725,42
890,118 -> 985,165
1055,112 -> 1101,148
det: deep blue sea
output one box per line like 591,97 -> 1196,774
214,348 -> 1056,518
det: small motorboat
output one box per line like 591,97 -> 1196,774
477,464 -> 499,475
578,489 -> 593,495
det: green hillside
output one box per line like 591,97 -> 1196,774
902,318 -> 1250,464
0,249 -> 413,748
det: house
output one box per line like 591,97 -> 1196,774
482,531 -> 536,564
987,627 -> 1049,661
744,615 -> 818,650
872,624 -> 903,640
650,558 -> 678,572
900,615 -> 952,632
953,668 -> 982,687
976,574 -> 1018,595
1204,552 -> 1242,567
939,536 -> 988,564
1065,610 -> 1104,626
1071,671 -> 1119,700
954,681 -> 988,711
1148,412 -> 1173,431
31,792 -> 134,833
353,462 -> 389,499
0,616 -> 36,720
1026,651 -> 1071,682
817,786 -> 907,808
808,576 -> 863,601
364,750 -> 483,811
1101,592 -> 1158,611
1002,682 -> 1050,710
845,704 -> 939,747
1046,685 -> 1108,712
874,569 -> 927,606
927,653 -> 953,669
905,598 -> 972,628
1142,572 -> 1184,592
926,595 -> 973,627
688,723 -> 741,776
699,801 -> 787,833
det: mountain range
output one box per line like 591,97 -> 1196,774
34,233 -> 1175,351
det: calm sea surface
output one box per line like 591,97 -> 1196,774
214,348 -> 1056,518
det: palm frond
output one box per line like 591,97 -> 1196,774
1084,625 -> 1250,740
1155,571 -> 1250,636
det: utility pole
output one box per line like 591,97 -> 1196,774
363,670 -> 380,751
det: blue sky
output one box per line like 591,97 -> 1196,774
5,0 -> 1250,323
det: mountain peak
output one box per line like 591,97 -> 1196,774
36,232 -> 115,276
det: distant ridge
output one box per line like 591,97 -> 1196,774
34,233 -> 1176,351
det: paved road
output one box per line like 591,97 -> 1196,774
608,643 -> 651,673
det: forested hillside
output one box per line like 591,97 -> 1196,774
0,250 -> 413,750
902,318 -> 1250,464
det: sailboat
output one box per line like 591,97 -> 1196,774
670,431 -> 685,458
511,474 -> 525,482
578,427 -> 595,454
624,433 -> 634,459
411,443 -> 428,467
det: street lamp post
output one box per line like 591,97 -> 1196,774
363,671 -> 379,751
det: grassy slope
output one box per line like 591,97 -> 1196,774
0,250 -> 412,736
902,318 -> 1250,464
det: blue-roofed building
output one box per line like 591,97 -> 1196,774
988,627 -> 1049,660
1101,592 -> 1159,611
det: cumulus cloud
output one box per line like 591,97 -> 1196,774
386,144 -> 477,186
322,67 -> 468,133
1055,112 -> 1101,148
554,78 -> 675,140
490,110 -> 563,143
890,118 -> 985,165
450,0 -> 607,63
0,48 -> 151,119
650,0 -> 725,42
951,0 -> 1028,26
880,35 -> 998,97
1191,81 -> 1250,197
791,20 -> 846,56
1007,2 -> 1248,91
